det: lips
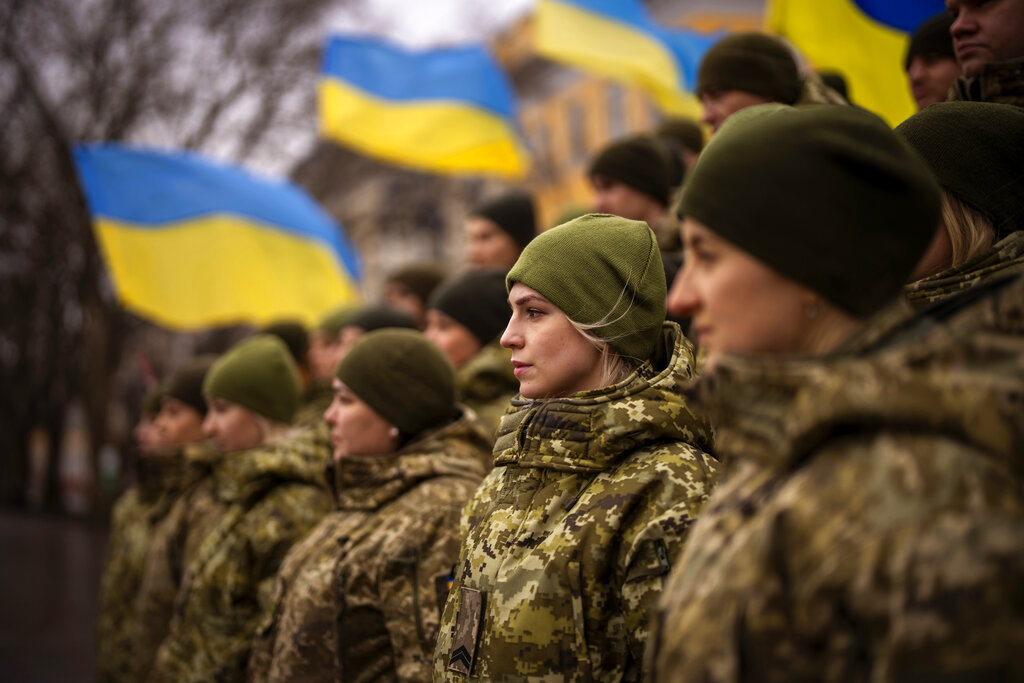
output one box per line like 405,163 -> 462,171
955,42 -> 986,60
511,360 -> 531,378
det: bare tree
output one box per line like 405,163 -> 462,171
0,0 -> 340,511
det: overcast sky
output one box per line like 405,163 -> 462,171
326,0 -> 537,48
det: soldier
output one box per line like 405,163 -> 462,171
383,262 -> 447,329
148,335 -> 331,682
337,305 -> 417,360
97,385 -> 171,682
261,320 -> 325,431
307,305 -> 358,387
904,12 -> 960,109
898,101 -> 1024,306
248,329 -> 488,682
947,0 -> 1024,106
434,214 -> 718,681
463,190 -> 537,270
696,32 -> 845,134
654,104 -> 1024,680
424,268 -> 516,445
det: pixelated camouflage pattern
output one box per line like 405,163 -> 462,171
434,322 -> 718,682
950,56 -> 1024,107
650,274 -> 1024,682
248,411 -> 488,683
905,230 -> 1024,308
455,341 -> 517,446
96,451 -> 186,682
131,442 -> 224,680
149,429 -> 332,682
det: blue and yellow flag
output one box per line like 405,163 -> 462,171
318,35 -> 529,178
535,0 -> 720,116
73,144 -> 362,331
768,0 -> 945,125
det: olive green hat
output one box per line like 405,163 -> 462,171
905,12 -> 956,71
335,328 -> 456,437
428,268 -> 511,346
346,305 -> 417,332
657,117 -> 706,155
697,32 -> 801,104
680,104 -> 941,317
260,320 -> 309,368
506,213 -> 666,363
895,101 -> 1024,237
471,190 -> 538,250
203,335 -> 302,424
384,263 -> 447,304
588,135 -> 673,207
163,355 -> 216,417
316,305 -> 359,337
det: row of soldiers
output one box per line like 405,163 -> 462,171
97,8 -> 1024,682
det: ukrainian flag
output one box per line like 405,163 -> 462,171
768,0 -> 945,125
535,0 -> 720,116
318,35 -> 529,178
73,144 -> 362,331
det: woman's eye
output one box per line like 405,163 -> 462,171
526,308 -> 543,318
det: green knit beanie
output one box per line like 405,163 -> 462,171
260,320 -> 309,368
895,101 -> 1024,236
905,12 -> 956,70
316,305 -> 359,337
680,104 -> 941,317
428,268 -> 511,345
588,135 -> 673,207
657,117 -> 706,154
697,32 -> 801,104
335,329 -> 456,436
164,355 -> 216,417
346,305 -> 417,332
203,335 -> 302,424
506,213 -> 666,363
384,263 -> 447,303
471,191 -> 538,250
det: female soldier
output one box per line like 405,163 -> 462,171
896,101 -> 1024,305
247,329 -> 488,682
149,335 -> 331,682
434,214 -> 718,681
424,268 -> 517,443
653,105 -> 1024,680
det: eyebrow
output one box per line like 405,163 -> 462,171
510,293 -> 550,307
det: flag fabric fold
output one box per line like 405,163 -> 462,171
73,144 -> 362,330
535,0 -> 720,116
768,0 -> 945,125
318,35 -> 529,178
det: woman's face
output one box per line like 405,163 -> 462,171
154,396 -> 205,449
424,310 -> 483,370
669,217 -> 821,370
500,283 -> 605,399
323,380 -> 399,460
465,217 -> 522,269
202,397 -> 264,453
308,329 -> 344,383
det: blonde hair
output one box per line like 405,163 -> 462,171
942,190 -> 995,267
568,321 -> 636,388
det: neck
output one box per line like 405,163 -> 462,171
801,307 -> 865,358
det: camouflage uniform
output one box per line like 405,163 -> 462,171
950,57 -> 1024,107
131,443 -> 224,680
650,274 -> 1024,682
294,381 -> 334,431
248,412 -> 489,683
455,341 -> 517,445
149,430 -> 332,682
96,452 -> 185,682
905,230 -> 1024,307
434,322 -> 717,681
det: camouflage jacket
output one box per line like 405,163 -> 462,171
905,230 -> 1024,307
96,452 -> 186,682
248,412 -> 489,683
455,341 -> 517,446
131,443 -> 225,680
650,274 -> 1024,682
295,382 -> 334,431
150,431 -> 332,682
950,56 -> 1024,107
434,322 -> 718,682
